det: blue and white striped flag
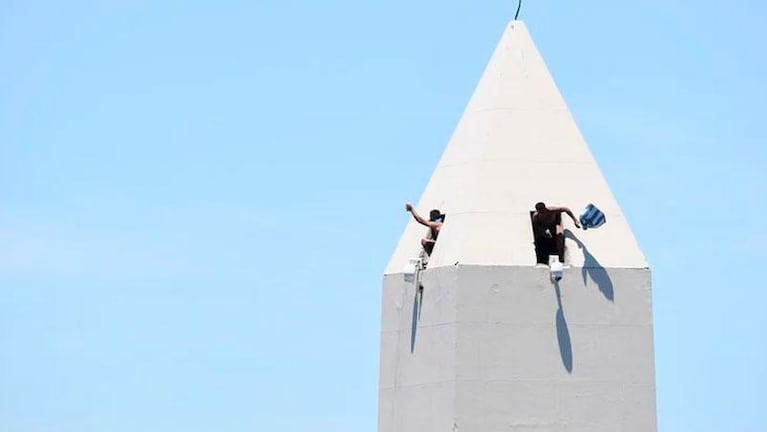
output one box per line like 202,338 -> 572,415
579,204 -> 606,230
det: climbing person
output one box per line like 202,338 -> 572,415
531,202 -> 581,264
405,203 -> 444,255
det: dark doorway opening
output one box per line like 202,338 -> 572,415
530,211 -> 564,264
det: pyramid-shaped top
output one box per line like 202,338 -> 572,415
386,21 -> 647,274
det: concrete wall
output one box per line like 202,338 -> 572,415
378,266 -> 459,432
378,264 -> 656,431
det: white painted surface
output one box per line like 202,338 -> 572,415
378,19 -> 656,432
385,20 -> 647,274
379,266 -> 656,431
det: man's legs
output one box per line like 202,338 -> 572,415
534,235 -> 549,264
421,238 -> 436,255
555,232 -> 565,263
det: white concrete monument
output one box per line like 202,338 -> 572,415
378,20 -> 656,431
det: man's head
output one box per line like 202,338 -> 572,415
429,209 -> 443,222
535,202 -> 547,213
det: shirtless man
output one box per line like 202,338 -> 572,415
532,202 -> 581,263
405,203 -> 443,255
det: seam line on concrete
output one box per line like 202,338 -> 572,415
380,379 -> 656,391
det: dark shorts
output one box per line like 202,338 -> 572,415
423,238 -> 436,255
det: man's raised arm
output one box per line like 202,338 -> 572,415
405,203 -> 438,228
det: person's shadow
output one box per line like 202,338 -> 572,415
553,280 -> 573,373
410,285 -> 423,353
564,230 -> 614,302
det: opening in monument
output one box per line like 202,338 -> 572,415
530,211 -> 565,264
424,212 -> 444,251
419,213 -> 445,268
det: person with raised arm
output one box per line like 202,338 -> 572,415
405,203 -> 444,255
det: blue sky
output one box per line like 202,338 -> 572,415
1,1 -> 765,431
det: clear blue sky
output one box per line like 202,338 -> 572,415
1,1 -> 765,431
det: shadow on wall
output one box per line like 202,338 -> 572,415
553,281 -> 573,373
565,230 -> 614,302
410,285 -> 423,353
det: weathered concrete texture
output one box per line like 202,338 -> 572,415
378,265 -> 656,431
385,20 -> 646,274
